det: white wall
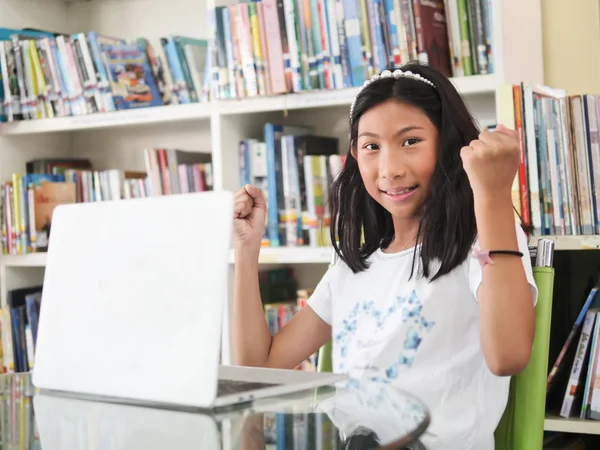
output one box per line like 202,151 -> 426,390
66,0 -> 209,40
0,0 -> 70,31
542,0 -> 600,95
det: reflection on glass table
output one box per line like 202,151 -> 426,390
0,372 -> 429,449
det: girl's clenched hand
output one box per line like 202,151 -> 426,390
233,184 -> 267,251
460,124 -> 520,201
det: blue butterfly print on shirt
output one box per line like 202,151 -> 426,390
335,290 -> 436,376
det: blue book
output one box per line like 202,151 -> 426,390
100,42 -> 164,110
264,123 -> 314,246
25,293 -> 41,349
342,0 -> 366,86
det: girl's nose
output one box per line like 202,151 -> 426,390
379,148 -> 407,179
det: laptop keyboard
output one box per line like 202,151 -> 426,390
217,379 -> 278,397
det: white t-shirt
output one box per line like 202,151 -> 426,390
308,223 -> 537,450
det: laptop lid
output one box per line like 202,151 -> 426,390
32,191 -> 233,408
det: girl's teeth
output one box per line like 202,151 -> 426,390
388,188 -> 413,195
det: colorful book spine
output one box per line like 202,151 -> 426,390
560,310 -> 596,418
548,277 -> 600,393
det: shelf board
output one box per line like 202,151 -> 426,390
2,247 -> 333,268
229,247 -> 333,264
1,235 -> 597,269
0,102 -> 212,136
544,414 -> 600,435
1,253 -> 48,268
449,74 -> 502,95
218,74 -> 499,116
218,88 -> 361,115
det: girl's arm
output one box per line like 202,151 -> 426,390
474,195 -> 534,376
233,248 -> 331,368
232,185 -> 331,368
461,125 -> 535,377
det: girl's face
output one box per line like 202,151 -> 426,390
353,100 -> 438,222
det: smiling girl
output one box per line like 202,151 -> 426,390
232,63 -> 537,450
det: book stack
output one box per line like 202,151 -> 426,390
499,84 -> 600,236
208,0 -> 494,99
0,27 -> 209,123
240,123 -> 344,248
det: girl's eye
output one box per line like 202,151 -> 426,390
402,138 -> 420,147
363,143 -> 380,151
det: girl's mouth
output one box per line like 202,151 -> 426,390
381,185 -> 419,202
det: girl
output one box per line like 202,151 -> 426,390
232,63 -> 537,450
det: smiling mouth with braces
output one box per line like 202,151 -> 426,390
382,186 -> 418,195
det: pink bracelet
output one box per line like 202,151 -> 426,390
472,249 -> 523,267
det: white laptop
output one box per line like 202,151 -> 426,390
32,191 -> 344,409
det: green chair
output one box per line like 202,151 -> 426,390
317,250 -> 336,374
318,239 -> 556,450
494,238 -> 555,450
317,339 -> 333,373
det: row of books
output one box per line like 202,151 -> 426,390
260,267 -> 318,371
0,373 -> 36,447
546,272 -> 600,421
143,149 -> 213,197
0,27 -> 209,123
1,153 -> 213,256
209,0 -> 493,100
0,286 -> 42,374
240,124 -> 345,248
501,83 -> 600,236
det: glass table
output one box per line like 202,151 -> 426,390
0,372 -> 430,449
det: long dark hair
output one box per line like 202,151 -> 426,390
330,62 -> 479,280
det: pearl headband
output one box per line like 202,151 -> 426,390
350,69 -> 436,124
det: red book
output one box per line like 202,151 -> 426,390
513,85 -> 531,229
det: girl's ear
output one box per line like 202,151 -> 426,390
350,140 -> 357,159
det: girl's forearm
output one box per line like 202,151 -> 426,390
474,193 -> 535,376
232,246 -> 273,367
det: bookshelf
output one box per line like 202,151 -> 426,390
12,0 -> 597,438
0,0 -> 546,362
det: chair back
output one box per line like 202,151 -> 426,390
494,238 -> 555,450
317,340 -> 333,373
